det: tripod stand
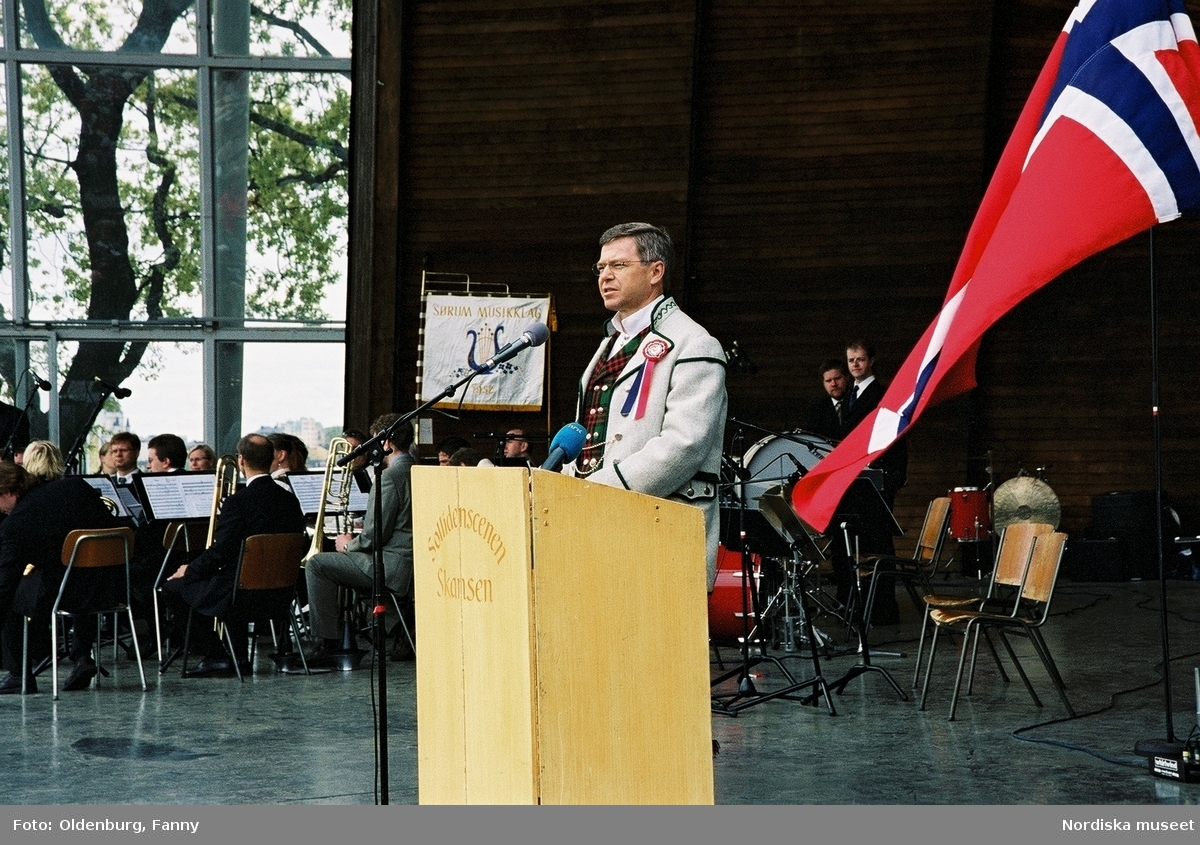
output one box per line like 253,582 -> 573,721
711,427 -> 806,714
710,539 -> 837,716
711,440 -> 837,716
826,518 -> 907,700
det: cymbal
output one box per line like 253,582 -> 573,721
992,476 -> 1061,532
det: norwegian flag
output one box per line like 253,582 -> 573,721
792,0 -> 1200,533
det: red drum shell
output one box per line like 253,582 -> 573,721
708,543 -> 762,642
949,487 -> 991,540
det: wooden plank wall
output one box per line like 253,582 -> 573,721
355,0 -> 1200,554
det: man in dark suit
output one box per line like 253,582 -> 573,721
164,432 -> 306,676
0,464 -> 122,693
833,340 -> 907,624
843,340 -> 908,508
804,359 -> 852,442
107,431 -> 142,488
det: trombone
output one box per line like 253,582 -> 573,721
206,454 -> 240,548
305,436 -> 355,562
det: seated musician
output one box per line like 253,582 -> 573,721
0,461 -> 123,694
492,428 -> 533,467
164,433 -> 306,677
131,433 -> 190,624
188,444 -> 216,471
22,440 -> 65,482
267,432 -> 310,488
342,427 -> 373,492
107,431 -> 141,487
305,415 -> 415,668
804,359 -> 851,443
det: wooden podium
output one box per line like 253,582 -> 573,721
411,466 -> 714,804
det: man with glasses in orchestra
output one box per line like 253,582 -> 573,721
107,432 -> 141,486
500,428 -> 532,466
567,222 -> 728,589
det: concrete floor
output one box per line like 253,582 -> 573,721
1,579 -> 1198,806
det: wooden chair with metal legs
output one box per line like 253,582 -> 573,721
856,496 -> 952,627
152,520 -> 208,673
911,521 -> 1053,688
23,526 -> 147,699
920,530 -> 1073,720
179,533 -> 310,681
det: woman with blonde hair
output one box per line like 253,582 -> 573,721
22,440 -> 64,482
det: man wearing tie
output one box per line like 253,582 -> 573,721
805,359 -> 852,442
832,340 -> 907,624
107,432 -> 141,486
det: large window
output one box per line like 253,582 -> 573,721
0,0 -> 350,469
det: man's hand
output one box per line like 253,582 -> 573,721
334,533 -> 354,553
167,564 -> 187,581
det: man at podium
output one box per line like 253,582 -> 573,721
568,222 -> 728,588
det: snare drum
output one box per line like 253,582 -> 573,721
708,543 -> 763,642
949,487 -> 992,540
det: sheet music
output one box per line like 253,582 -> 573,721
117,487 -> 144,523
286,473 -> 324,515
288,472 -> 368,517
137,473 -> 216,521
81,476 -> 132,518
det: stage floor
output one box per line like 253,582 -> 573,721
1,579 -> 1198,805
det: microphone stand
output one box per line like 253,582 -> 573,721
338,348 -> 532,805
64,383 -> 112,475
2,379 -> 37,461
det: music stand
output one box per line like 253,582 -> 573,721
712,423 -> 837,716
825,477 -> 908,700
711,425 -> 806,715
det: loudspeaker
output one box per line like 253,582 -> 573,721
1063,537 -> 1126,582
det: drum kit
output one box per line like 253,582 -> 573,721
709,421 -> 1063,715
711,420 -> 864,715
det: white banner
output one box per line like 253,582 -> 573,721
420,294 -> 551,411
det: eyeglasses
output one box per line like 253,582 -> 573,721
592,260 -> 650,276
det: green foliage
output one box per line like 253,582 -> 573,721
15,0 -> 351,324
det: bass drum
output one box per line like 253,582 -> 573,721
709,543 -> 763,642
737,431 -> 834,505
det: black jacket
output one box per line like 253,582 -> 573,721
176,475 -> 305,618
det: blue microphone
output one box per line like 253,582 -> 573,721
540,422 -> 587,472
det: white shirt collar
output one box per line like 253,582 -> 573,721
609,296 -> 663,356
611,296 -> 662,337
855,374 -> 876,391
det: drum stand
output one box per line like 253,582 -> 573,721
712,427 -> 837,716
712,426 -> 833,716
757,552 -> 838,656
711,539 -> 837,716
825,523 -> 907,701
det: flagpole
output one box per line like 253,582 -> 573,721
1135,224 -> 1181,760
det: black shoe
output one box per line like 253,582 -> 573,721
0,671 -> 35,695
303,646 -> 337,670
186,657 -> 234,677
62,659 -> 98,692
